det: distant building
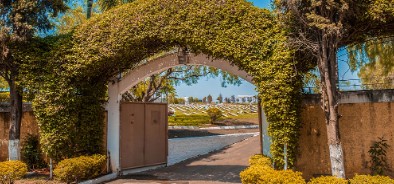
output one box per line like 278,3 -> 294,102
236,95 -> 257,103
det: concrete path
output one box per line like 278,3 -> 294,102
107,135 -> 260,184
168,133 -> 258,165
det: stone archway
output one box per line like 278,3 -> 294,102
106,52 -> 270,173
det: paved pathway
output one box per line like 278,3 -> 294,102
107,135 -> 260,184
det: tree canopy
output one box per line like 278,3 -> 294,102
0,0 -> 68,160
348,37 -> 394,89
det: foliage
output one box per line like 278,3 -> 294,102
167,94 -> 186,104
349,174 -> 394,184
207,95 -> 213,104
249,154 -> 272,167
369,137 -> 390,175
240,155 -> 305,184
16,35 -> 106,161
0,77 -> 7,90
21,134 -> 46,170
302,68 -> 320,94
122,69 -> 176,102
256,169 -> 306,184
240,154 -> 272,184
121,65 -> 241,102
0,160 -> 28,184
217,94 -> 223,103
206,107 -> 223,123
0,0 -> 68,161
348,38 -> 394,89
54,154 -> 106,184
308,176 -> 348,184
97,0 -> 135,11
168,114 -> 211,126
240,165 -> 271,184
0,92 -> 9,102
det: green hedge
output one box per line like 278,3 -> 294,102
54,154 -> 106,183
0,160 -> 28,184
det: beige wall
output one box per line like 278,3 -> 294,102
297,102 -> 394,179
0,111 -> 107,162
0,111 -> 39,161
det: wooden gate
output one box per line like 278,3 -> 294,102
120,102 -> 168,170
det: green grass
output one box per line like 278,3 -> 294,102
227,113 -> 258,119
168,112 -> 258,126
168,114 -> 210,126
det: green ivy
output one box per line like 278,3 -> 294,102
18,0 -> 310,166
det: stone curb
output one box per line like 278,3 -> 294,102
79,173 -> 117,184
168,132 -> 259,140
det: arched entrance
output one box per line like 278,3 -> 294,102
31,0 -> 302,173
106,52 -> 270,173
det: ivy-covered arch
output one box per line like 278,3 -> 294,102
27,0 -> 305,169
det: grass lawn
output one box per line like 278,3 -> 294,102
168,112 -> 258,126
168,114 -> 210,126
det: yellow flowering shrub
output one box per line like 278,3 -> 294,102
54,154 -> 106,183
249,154 -> 272,166
350,174 -> 394,184
0,160 -> 28,184
308,176 -> 348,184
240,154 -> 305,184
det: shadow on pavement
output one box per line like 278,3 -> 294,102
168,129 -> 222,138
121,165 -> 247,183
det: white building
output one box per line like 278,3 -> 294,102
236,95 -> 257,103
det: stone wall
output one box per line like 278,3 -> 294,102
297,90 -> 394,179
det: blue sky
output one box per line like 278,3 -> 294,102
175,0 -> 270,99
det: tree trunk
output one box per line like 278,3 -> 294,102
8,73 -> 23,160
319,36 -> 346,178
86,0 -> 93,19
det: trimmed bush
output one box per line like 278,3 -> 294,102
258,169 -> 306,184
249,154 -> 272,167
308,176 -> 348,184
206,107 -> 223,123
240,165 -> 270,184
54,154 -> 106,183
0,160 -> 28,184
350,174 -> 394,184
240,154 -> 305,184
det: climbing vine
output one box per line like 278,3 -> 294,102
14,35 -> 106,161
18,0 -> 310,166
